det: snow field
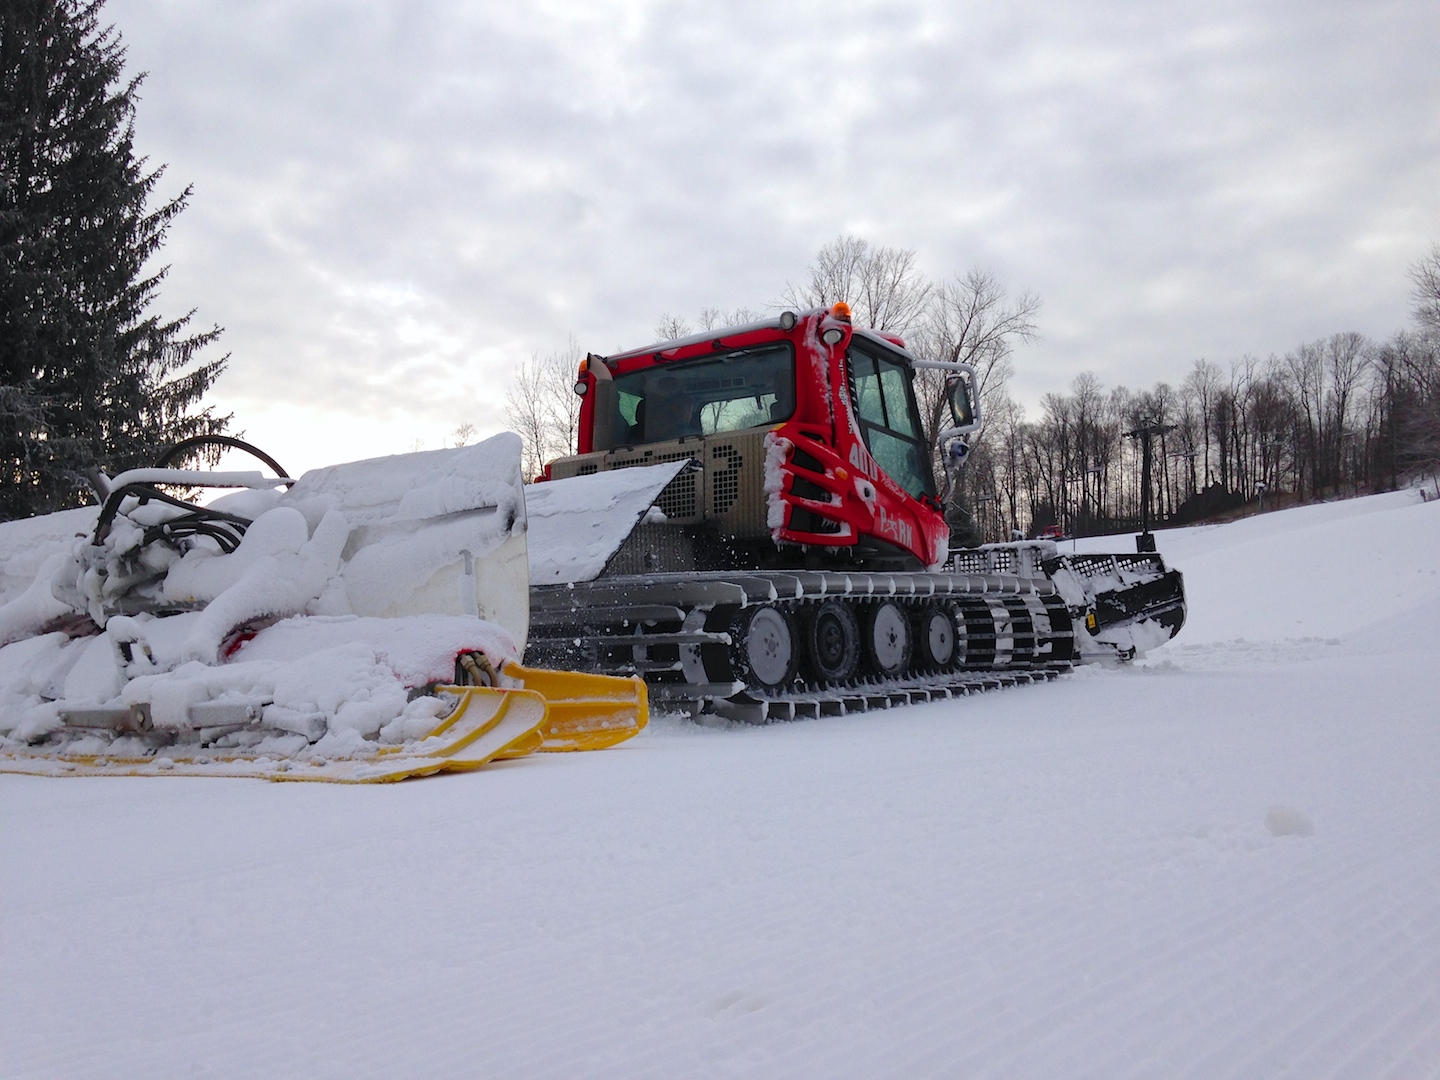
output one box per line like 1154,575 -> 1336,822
3,490 -> 1440,1078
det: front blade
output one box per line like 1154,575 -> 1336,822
498,661 -> 649,752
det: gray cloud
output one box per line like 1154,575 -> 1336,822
110,0 -> 1440,471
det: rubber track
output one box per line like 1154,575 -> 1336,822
706,669 -> 1063,722
529,569 -> 1075,719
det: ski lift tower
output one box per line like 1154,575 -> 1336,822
1124,419 -> 1176,552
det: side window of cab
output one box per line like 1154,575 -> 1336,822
847,341 -> 935,501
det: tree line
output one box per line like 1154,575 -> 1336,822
961,245 -> 1440,542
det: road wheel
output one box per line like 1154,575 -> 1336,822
914,604 -> 958,671
732,605 -> 798,690
864,600 -> 912,677
806,600 -> 860,685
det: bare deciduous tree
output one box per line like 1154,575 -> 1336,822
1323,331 -> 1371,486
699,307 -> 763,331
653,308 -> 764,343
916,270 -> 1041,399
910,268 -> 1042,455
653,314 -> 692,341
1410,243 -> 1440,335
1182,360 -> 1223,485
779,236 -> 869,314
779,236 -> 932,333
504,337 -> 584,480
855,247 -> 932,333
1377,329 -> 1440,490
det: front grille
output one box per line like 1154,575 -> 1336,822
550,430 -> 768,533
656,471 -> 698,519
1061,553 -> 1165,580
609,449 -> 698,470
608,449 -> 700,520
950,549 -> 1016,575
710,444 -> 742,515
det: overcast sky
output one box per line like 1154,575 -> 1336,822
109,0 -> 1440,476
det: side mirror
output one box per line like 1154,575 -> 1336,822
944,374 -> 977,432
921,362 -> 981,503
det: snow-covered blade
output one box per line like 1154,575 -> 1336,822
525,460 -> 691,585
0,435 -> 540,774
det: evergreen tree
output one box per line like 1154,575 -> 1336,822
0,0 -> 228,521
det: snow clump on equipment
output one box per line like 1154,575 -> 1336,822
0,435 -> 528,762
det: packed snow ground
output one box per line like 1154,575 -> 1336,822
4,491 -> 1440,1078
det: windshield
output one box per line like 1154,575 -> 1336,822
612,343 -> 795,444
847,340 -> 936,500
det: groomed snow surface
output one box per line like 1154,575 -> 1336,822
5,490 -> 1440,1078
